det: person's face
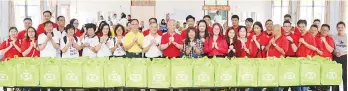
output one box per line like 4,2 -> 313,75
284,17 -> 291,21
67,28 -> 75,36
116,27 -> 124,36
232,18 -> 239,26
102,25 -> 109,35
309,27 -> 318,35
183,23 -> 187,27
203,18 -> 211,25
265,21 -> 273,31
23,20 -> 32,29
298,24 -> 307,32
27,28 -> 36,38
113,15 -> 117,18
149,19 -> 156,24
245,21 -> 253,28
43,12 -> 51,21
9,29 -> 18,38
150,24 -> 158,34
213,25 -> 220,36
57,17 -> 65,27
314,21 -> 321,27
337,24 -> 345,34
320,26 -> 329,36
44,23 -> 53,33
198,22 -> 206,32
87,28 -> 95,36
272,25 -> 281,36
239,28 -> 247,38
130,20 -> 139,31
128,16 -> 131,19
187,18 -> 195,27
73,20 -> 79,28
140,21 -> 144,26
228,30 -> 235,39
188,30 -> 196,39
253,25 -> 262,33
167,20 -> 176,32
283,23 -> 292,33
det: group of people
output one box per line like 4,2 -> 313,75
0,10 -> 347,91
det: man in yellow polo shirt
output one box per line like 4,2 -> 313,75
124,19 -> 144,58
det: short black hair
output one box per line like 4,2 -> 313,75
121,13 -> 126,18
126,22 -> 131,26
321,24 -> 330,30
313,19 -> 321,23
85,23 -> 97,31
265,19 -> 273,24
245,18 -> 253,23
43,11 -> 52,16
283,20 -> 291,25
65,24 -> 76,33
23,18 -> 32,21
203,15 -> 211,19
43,21 -> 54,27
130,19 -> 139,24
56,16 -> 65,21
183,22 -> 187,24
297,20 -> 307,26
128,15 -> 131,17
114,24 -> 125,36
186,15 -> 195,21
284,14 -> 291,19
9,27 -> 18,32
337,21 -> 346,28
253,21 -> 264,32
149,18 -> 157,23
231,15 -> 239,20
310,24 -> 318,29
70,18 -> 78,25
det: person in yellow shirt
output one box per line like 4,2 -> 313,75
124,19 -> 144,58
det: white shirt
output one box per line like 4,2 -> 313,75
142,34 -> 162,58
52,28 -> 66,57
112,37 -> 126,56
214,15 -> 222,24
60,36 -> 81,58
81,36 -> 99,58
119,18 -> 128,27
112,18 -> 119,26
97,38 -> 113,57
38,33 -> 60,57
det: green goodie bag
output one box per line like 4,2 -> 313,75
278,61 -> 300,86
237,61 -> 258,87
82,60 -> 104,87
214,58 -> 237,87
40,60 -> 61,87
148,58 -> 171,88
16,63 -> 40,86
61,60 -> 83,87
300,61 -> 321,85
0,62 -> 16,87
193,58 -> 215,87
321,62 -> 342,85
171,58 -> 193,87
126,58 -> 148,87
104,58 -> 128,87
257,61 -> 279,87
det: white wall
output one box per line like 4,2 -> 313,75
329,1 -> 340,35
156,0 -> 204,23
0,0 -> 9,41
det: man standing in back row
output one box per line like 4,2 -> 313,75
36,11 -> 58,35
333,21 -> 347,91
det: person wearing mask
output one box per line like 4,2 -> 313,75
203,15 -> 213,34
197,20 -> 210,43
309,24 -> 319,37
204,23 -> 228,58
181,15 -> 196,40
226,28 -> 237,58
143,23 -> 162,58
245,18 -> 254,36
249,22 -> 268,58
124,19 -> 144,58
81,23 -> 99,58
119,13 -> 128,27
111,24 -> 127,57
266,24 -> 289,58
36,11 -> 58,35
183,27 -> 203,58
226,15 -> 240,35
214,11 -> 222,24
0,27 -> 22,61
95,23 -> 113,57
21,27 -> 39,57
234,26 -> 250,58
60,24 -> 82,58
143,18 -> 163,36
283,20 -> 299,57
17,18 -> 33,40
296,20 -> 317,58
160,19 -> 183,58
314,24 -> 334,59
313,19 -> 321,29
332,21 -> 347,91
38,21 -> 60,58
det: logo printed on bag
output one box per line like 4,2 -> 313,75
176,71 -> 188,81
305,69 -> 317,80
284,72 -> 296,80
241,73 -> 253,81
43,71 -> 56,81
20,70 -> 32,81
130,73 -> 142,82
66,73 -> 78,81
220,73 -> 232,81
153,72 -> 165,82
326,69 -> 337,80
262,73 -> 275,81
0,73 -> 8,81
87,73 -> 99,82
198,73 -> 210,82
108,71 -> 121,81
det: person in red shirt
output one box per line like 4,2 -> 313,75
264,19 -> 274,37
0,27 -> 22,61
284,14 -> 291,22
309,24 -> 319,37
69,19 -> 84,37
296,20 -> 318,57
249,22 -> 268,58
204,23 -> 228,57
181,15 -> 195,40
21,27 -> 40,57
226,27 -> 237,58
143,18 -> 163,36
266,24 -> 289,58
313,19 -> 321,29
225,15 -> 240,35
234,26 -> 250,58
36,11 -> 58,35
197,20 -> 210,43
245,18 -> 254,37
96,21 -> 108,37
315,24 -> 335,59
203,15 -> 213,34
283,20 -> 299,57
161,19 -> 183,58
17,18 -> 33,40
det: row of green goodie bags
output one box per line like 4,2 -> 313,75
0,56 -> 343,88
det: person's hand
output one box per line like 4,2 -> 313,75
169,37 -> 174,43
320,37 -> 326,42
201,38 -> 205,42
133,37 -> 138,43
317,49 -> 323,55
117,39 -> 122,45
286,36 -> 293,42
299,38 -> 305,43
83,42 -> 90,47
269,38 -> 275,45
190,42 -> 196,47
31,41 -> 37,48
252,35 -> 257,41
229,45 -> 234,49
47,33 -> 53,40
244,48 -> 250,54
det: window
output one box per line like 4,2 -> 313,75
272,0 -> 289,25
299,0 -> 326,27
14,0 -> 40,31
204,0 -> 229,25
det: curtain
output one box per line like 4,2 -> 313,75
8,0 -> 15,27
325,0 -> 330,24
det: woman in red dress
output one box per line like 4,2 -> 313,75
203,23 -> 228,58
21,27 -> 40,57
234,26 -> 251,58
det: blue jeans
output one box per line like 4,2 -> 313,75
296,87 -> 308,91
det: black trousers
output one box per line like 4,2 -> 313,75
126,52 -> 142,58
333,54 -> 347,91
